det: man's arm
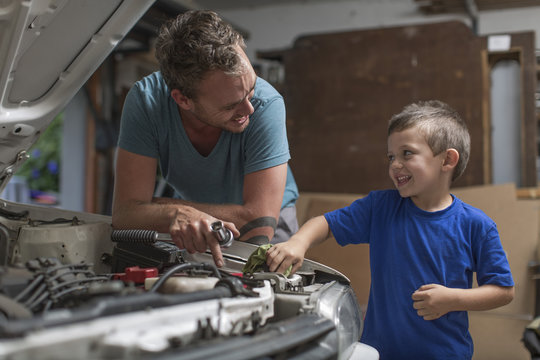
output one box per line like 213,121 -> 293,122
112,148 -> 172,231
114,145 -> 288,241
112,148 -> 239,267
236,162 -> 287,241
153,163 -> 288,242
411,283 -> 515,321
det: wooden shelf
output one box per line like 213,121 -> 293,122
517,186 -> 540,199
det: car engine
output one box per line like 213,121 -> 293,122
0,200 -> 367,360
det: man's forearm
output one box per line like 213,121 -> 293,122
151,197 -> 277,241
152,197 -> 243,221
113,200 -> 198,233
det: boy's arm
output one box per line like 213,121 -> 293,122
412,283 -> 515,321
266,215 -> 332,274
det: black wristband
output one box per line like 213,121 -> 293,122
238,216 -> 277,238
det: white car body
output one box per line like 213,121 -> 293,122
0,1 -> 378,359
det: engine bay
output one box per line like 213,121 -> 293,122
0,200 -> 363,359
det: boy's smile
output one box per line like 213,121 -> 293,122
396,175 -> 411,186
387,127 -> 452,211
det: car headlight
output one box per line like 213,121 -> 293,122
315,281 -> 363,359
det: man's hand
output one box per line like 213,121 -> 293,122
412,284 -> 457,320
169,208 -> 239,268
266,236 -> 309,275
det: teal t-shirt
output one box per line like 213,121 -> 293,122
118,72 -> 298,208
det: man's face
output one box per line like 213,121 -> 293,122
387,127 -> 447,204
187,57 -> 257,133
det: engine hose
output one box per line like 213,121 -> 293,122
111,223 -> 234,248
111,229 -> 159,244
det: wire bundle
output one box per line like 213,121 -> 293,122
14,258 -> 109,313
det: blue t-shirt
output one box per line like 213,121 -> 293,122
118,72 -> 298,208
324,190 -> 514,360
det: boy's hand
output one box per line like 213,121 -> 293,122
266,237 -> 308,275
412,284 -> 456,320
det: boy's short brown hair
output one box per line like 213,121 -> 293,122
388,100 -> 470,181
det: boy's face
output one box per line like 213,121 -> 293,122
387,128 -> 447,203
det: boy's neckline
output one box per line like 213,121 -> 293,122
408,193 -> 455,214
409,193 -> 454,212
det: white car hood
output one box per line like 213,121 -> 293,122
0,0 -> 154,191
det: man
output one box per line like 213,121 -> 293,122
112,10 -> 299,267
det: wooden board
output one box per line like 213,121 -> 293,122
279,21 -> 485,193
260,21 -> 537,193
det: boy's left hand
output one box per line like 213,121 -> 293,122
412,284 -> 456,320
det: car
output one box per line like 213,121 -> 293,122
0,1 -> 379,359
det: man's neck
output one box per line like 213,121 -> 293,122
179,107 -> 221,157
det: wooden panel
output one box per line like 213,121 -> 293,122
469,314 -> 530,360
279,21 -> 485,193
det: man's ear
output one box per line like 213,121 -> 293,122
171,89 -> 193,111
443,148 -> 459,172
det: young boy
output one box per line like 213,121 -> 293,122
266,100 -> 514,359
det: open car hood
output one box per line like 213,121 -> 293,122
0,0 -> 155,192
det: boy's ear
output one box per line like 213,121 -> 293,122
171,89 -> 193,111
443,148 -> 459,171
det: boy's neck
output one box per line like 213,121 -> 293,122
410,191 -> 453,212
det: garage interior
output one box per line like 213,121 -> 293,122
5,0 -> 540,359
